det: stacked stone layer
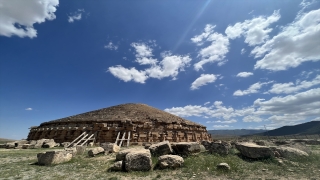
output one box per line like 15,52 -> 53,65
27,103 -> 211,143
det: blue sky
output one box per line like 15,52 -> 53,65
1,0 -> 320,140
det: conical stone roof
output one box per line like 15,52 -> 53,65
40,103 -> 205,127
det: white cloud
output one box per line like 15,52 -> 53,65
108,65 -> 148,84
104,42 -> 118,51
191,24 -> 215,46
204,101 -> 210,105
252,9 -> 320,71
269,75 -> 320,94
190,74 -> 218,90
241,48 -> 246,54
25,108 -> 33,111
0,0 -> 59,38
146,54 -> 191,80
166,88 -> 320,128
233,81 -> 272,96
236,72 -> 253,78
225,10 -> 280,46
108,42 -> 191,83
213,125 -> 231,128
191,24 -> 230,71
68,9 -> 84,23
243,115 -> 262,122
208,119 -> 237,124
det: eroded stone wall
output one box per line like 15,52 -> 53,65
27,120 -> 211,143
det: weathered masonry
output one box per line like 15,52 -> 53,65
27,103 -> 212,144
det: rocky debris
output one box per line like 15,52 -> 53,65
37,151 -> 72,165
65,145 -> 87,156
116,148 -> 144,161
217,163 -> 230,170
157,155 -> 184,169
172,142 -> 201,155
101,143 -> 120,154
149,141 -> 173,156
201,140 -> 211,150
88,147 -> 105,157
22,144 -> 31,149
270,146 -> 309,158
125,149 -> 152,171
5,142 -> 15,149
143,142 -> 152,149
292,139 -> 320,145
88,142 -> 94,147
0,144 -> 5,148
60,142 -> 71,148
29,139 -> 56,149
111,161 -> 123,171
235,142 -> 274,159
209,141 -> 231,155
42,140 -> 57,148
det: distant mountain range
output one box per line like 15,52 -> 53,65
259,121 -> 320,136
208,129 -> 266,136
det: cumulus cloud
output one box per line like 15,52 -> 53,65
252,8 -> 320,71
225,10 -> 280,46
236,72 -> 253,78
104,42 -> 118,51
0,0 -> 59,38
241,48 -> 246,54
268,75 -> 320,94
207,119 -> 237,124
190,74 -> 218,90
25,108 -> 33,111
191,24 -> 229,71
108,66 -> 148,83
213,125 -> 231,128
233,81 -> 272,96
68,9 -> 84,23
165,88 -> 320,129
108,42 -> 191,83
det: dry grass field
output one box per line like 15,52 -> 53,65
0,144 -> 320,180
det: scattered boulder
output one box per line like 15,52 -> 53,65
209,141 -> 231,155
42,140 -> 56,148
149,141 -> 173,156
61,142 -> 71,148
116,148 -> 144,161
0,144 -> 5,148
270,146 -> 309,158
5,142 -> 15,149
101,143 -> 120,154
201,140 -> 211,150
143,142 -> 152,149
217,163 -> 230,170
157,155 -> 184,169
22,144 -> 31,149
88,142 -> 94,147
125,149 -> 152,171
88,147 -> 105,157
235,142 -> 274,159
37,151 -> 72,165
65,145 -> 87,156
111,161 -> 123,171
172,142 -> 201,156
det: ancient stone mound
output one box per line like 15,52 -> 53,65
28,103 -> 211,143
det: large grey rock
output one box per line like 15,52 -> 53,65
37,151 -> 72,165
149,141 -> 173,156
111,161 -> 123,171
116,148 -> 144,161
235,142 -> 274,159
42,141 -> 56,148
22,144 -> 31,149
5,142 -> 15,149
157,155 -> 184,169
172,142 -> 201,155
209,141 -> 231,155
65,145 -> 87,156
88,147 -> 105,157
270,146 -> 309,158
201,140 -> 211,150
101,143 -> 120,154
125,149 -> 152,171
0,144 -> 6,148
